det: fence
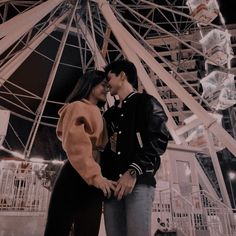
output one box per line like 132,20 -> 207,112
0,160 -> 57,212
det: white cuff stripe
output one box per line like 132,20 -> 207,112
130,163 -> 143,175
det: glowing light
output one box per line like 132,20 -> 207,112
30,157 -> 44,163
228,172 -> 236,180
51,160 -> 64,165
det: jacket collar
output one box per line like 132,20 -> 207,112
123,91 -> 137,103
114,91 -> 137,108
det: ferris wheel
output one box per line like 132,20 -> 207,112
0,0 -> 236,206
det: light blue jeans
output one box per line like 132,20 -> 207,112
104,184 -> 155,236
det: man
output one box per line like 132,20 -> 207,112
101,59 -> 169,236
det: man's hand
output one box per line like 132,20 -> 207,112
114,169 -> 137,200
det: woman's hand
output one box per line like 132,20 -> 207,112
93,175 -> 117,198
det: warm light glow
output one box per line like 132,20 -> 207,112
228,171 -> 236,180
52,160 -> 64,165
30,157 -> 44,163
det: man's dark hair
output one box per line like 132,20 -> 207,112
66,70 -> 105,103
104,59 -> 138,89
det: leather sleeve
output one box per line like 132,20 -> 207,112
129,96 -> 169,175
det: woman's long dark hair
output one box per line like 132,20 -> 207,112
65,70 -> 105,103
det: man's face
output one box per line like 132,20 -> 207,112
106,71 -> 122,96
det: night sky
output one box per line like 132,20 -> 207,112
218,0 -> 236,24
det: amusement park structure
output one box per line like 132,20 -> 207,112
0,0 -> 236,235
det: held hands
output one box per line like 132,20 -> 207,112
93,170 -> 137,200
93,175 -> 117,198
114,169 -> 137,200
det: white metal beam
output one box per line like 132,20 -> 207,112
77,17 -> 106,69
0,12 -> 69,87
0,0 -> 64,54
76,17 -> 115,106
175,118 -> 203,136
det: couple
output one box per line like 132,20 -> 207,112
44,60 -> 169,236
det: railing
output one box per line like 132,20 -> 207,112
195,190 -> 236,236
1,161 -> 235,236
153,188 -> 194,236
153,188 -> 236,236
0,162 -> 52,213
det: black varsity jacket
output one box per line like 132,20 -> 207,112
101,92 -> 169,187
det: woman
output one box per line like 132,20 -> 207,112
44,70 -> 116,236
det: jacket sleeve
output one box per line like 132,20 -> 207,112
56,103 -> 102,186
129,96 -> 169,175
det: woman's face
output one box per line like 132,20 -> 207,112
91,80 -> 108,103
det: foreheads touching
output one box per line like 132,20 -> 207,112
104,59 -> 138,89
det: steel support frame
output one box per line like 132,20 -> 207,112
0,12 -> 70,87
0,0 -> 65,54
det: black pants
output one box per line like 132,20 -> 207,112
44,161 -> 103,236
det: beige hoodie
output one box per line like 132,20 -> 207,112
56,99 -> 108,186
